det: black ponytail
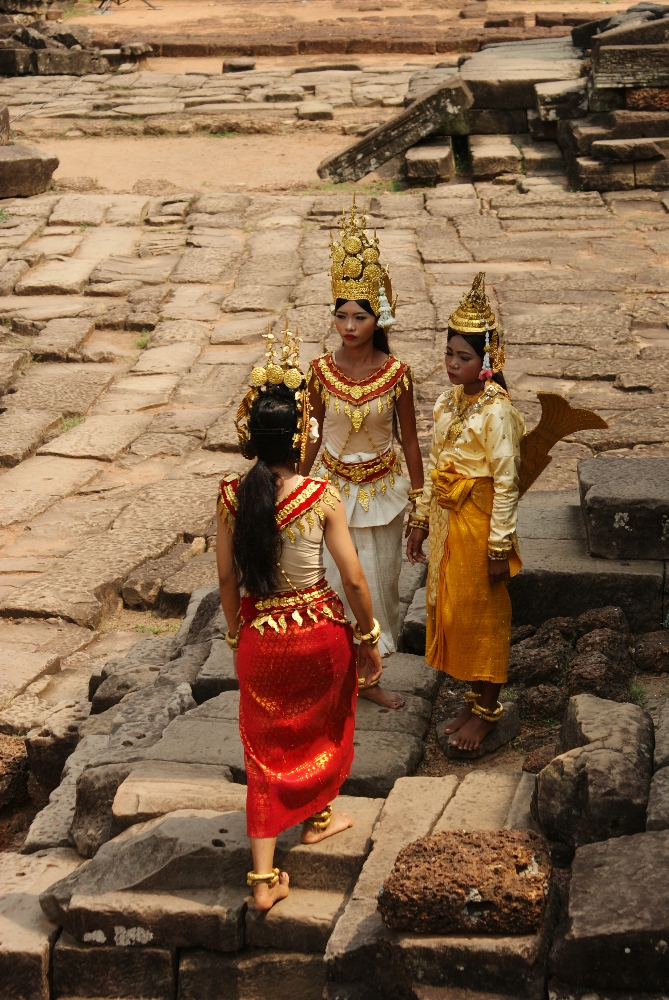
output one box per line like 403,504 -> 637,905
233,386 -> 299,597
446,327 -> 508,392
334,298 -> 401,442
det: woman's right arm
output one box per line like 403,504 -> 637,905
215,511 -> 241,637
299,374 -> 326,476
322,492 -> 382,685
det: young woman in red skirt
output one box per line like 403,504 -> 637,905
216,328 -> 382,912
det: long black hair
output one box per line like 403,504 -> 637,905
334,298 -> 402,442
446,327 -> 508,392
233,385 -> 298,597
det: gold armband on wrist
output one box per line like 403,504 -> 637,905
488,545 -> 511,561
225,629 -> 240,650
408,488 -> 424,502
353,618 -> 381,646
408,513 -> 429,533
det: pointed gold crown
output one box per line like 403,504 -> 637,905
236,323 -> 312,461
448,272 -> 504,375
448,272 -> 497,335
329,195 -> 396,325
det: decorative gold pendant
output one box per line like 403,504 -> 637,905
292,610 -> 303,627
449,418 -> 464,442
351,408 -> 364,432
358,487 -> 370,511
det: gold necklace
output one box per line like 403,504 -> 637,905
447,385 -> 484,442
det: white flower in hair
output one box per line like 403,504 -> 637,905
308,416 -> 320,442
377,282 -> 395,329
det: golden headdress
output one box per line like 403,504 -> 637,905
448,272 -> 505,377
329,195 -> 396,327
235,323 -> 313,462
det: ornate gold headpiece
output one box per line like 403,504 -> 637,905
448,272 -> 504,377
236,324 -> 313,462
329,195 -> 396,327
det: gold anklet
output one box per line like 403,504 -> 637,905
471,700 -> 503,723
309,804 -> 332,831
464,690 -> 478,704
358,676 -> 381,690
246,868 -> 280,888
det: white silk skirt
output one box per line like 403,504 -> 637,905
323,510 -> 404,658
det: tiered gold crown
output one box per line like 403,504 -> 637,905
448,272 -> 497,334
329,195 -> 396,324
448,272 -> 504,376
236,324 -> 312,462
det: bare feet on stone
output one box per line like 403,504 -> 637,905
301,811 -> 354,845
359,685 -> 405,710
443,703 -> 473,735
252,871 -> 289,912
450,715 -> 497,752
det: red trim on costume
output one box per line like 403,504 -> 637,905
310,353 -> 410,406
218,475 -> 328,530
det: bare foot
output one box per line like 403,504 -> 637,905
450,715 -> 497,751
252,871 -> 289,912
359,686 -> 405,710
301,811 -> 354,845
443,703 -> 473,735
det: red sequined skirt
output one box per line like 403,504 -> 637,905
237,580 -> 358,839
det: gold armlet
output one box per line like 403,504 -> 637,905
308,804 -> 332,831
408,513 -> 429,533
408,488 -> 424,502
488,546 -> 511,561
471,700 -> 503,723
247,868 -> 280,888
225,630 -> 240,650
353,618 -> 381,645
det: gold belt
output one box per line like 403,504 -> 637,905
322,447 -> 398,485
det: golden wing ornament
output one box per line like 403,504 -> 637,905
518,392 -> 608,497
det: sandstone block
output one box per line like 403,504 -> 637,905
161,551 -> 218,614
355,693 -> 431,739
318,74 -> 473,182
0,849 -> 81,1000
401,586 -> 426,654
646,767 -> 669,830
15,258 -> 96,296
439,702 -> 521,759
461,38 -> 585,109
550,831 -> 669,992
142,717 -> 245,780
533,694 -> 654,848
25,700 -> 91,791
0,145 -> 59,199
91,666 -> 161,714
52,931 -> 174,999
579,457 -> 669,560
0,363 -> 115,416
29,318 -> 94,362
203,412 -> 238,452
535,78 -> 588,121
38,414 -> 151,463
191,639 -> 237,702
298,100 -> 333,120
121,542 -> 194,610
569,156 -> 635,191
0,651 -> 60,713
112,761 -> 240,829
0,410 -> 60,467
132,342 -> 201,376
246,887 -> 346,953
470,134 -> 522,179
594,43 -> 669,89
405,137 -> 455,181
177,949 -> 325,1000
434,771 -> 523,833
634,156 -> 669,184
343,731 -> 424,798
378,829 -> 551,935
591,135 -> 669,160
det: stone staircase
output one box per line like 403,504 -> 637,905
18,769 -> 537,1000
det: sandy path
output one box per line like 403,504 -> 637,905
45,133 -> 346,192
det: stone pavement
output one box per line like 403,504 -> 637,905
0,177 -> 667,727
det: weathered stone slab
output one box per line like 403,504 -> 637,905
121,543 -> 194,610
142,716 -> 245,780
355,693 -> 431,739
317,75 -> 473,182
0,363 -> 116,416
15,258 -> 96,296
246,887 -> 345,953
23,735 -> 108,854
470,134 -> 523,178
378,829 -> 551,935
594,43 -> 669,89
461,38 -> 585,109
29,317 -> 94,362
150,318 -> 211,347
550,831 -> 669,992
112,761 -> 241,829
440,702 -> 521,759
113,478 -> 217,538
342,731 -> 424,798
38,414 -> 151,462
0,849 -> 81,1000
435,771 -> 523,833
405,137 -> 455,181
0,409 -> 60,467
533,694 -> 654,848
579,457 -> 669,561
0,651 -> 60,712
592,136 -> 669,160
0,145 -> 59,199
535,78 -> 588,121
161,552 -> 218,614
52,931 -> 175,1000
191,639 -> 237,702
132,342 -> 201,376
91,373 -> 179,414
646,768 -> 669,830
178,949 -> 325,1000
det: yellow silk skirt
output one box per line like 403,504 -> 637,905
425,466 -> 522,684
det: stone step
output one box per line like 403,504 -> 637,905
52,931 -> 175,1000
245,887 -> 347,953
434,771 -> 523,832
177,948 -> 325,1000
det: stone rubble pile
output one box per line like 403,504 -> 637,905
0,16 -> 110,77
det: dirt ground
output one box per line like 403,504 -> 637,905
46,132 -> 347,192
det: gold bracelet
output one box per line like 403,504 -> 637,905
488,547 -> 511,561
408,487 -> 424,502
353,618 -> 381,645
408,513 -> 429,532
225,629 -> 239,650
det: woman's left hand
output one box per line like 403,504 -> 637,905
488,557 -> 510,584
357,642 -> 382,687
